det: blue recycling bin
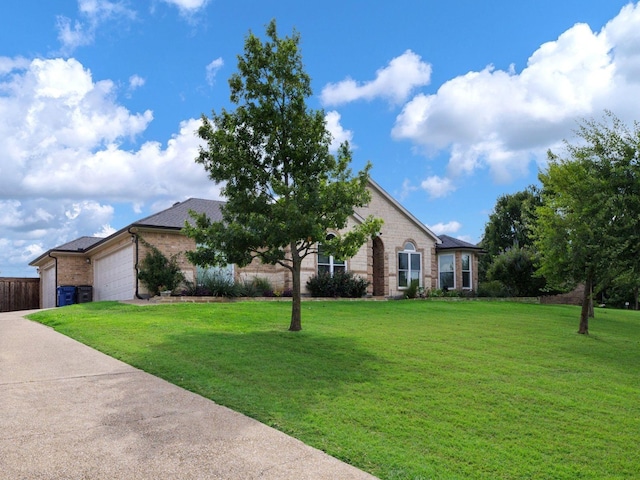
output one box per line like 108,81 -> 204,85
57,286 -> 77,307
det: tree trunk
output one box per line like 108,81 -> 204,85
634,287 -> 639,311
578,276 -> 592,335
288,244 -> 302,332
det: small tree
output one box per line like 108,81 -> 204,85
535,112 -> 640,334
137,244 -> 185,296
184,20 -> 382,331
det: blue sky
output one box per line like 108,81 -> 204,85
1,0 -> 638,277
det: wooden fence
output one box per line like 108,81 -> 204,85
0,278 -> 40,312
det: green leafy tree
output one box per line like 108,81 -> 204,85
184,20 -> 382,331
481,186 -> 542,257
479,187 -> 545,295
486,247 -> 546,297
535,112 -> 640,333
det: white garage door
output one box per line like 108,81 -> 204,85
94,245 -> 135,301
41,264 -> 56,308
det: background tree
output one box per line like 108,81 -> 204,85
479,187 -> 546,296
481,187 -> 541,258
184,20 -> 382,331
535,112 -> 640,333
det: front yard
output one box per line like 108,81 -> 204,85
28,300 -> 640,479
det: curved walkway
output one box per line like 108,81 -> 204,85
0,310 -> 377,479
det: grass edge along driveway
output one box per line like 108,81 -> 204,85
28,300 -> 640,480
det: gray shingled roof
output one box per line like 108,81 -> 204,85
30,199 -> 225,265
436,234 -> 483,251
133,198 -> 225,229
52,236 -> 103,252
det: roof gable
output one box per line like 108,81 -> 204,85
366,178 -> 441,243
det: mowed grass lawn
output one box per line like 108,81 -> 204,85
28,300 -> 640,479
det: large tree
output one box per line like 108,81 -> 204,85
481,187 -> 541,257
184,20 -> 382,331
479,187 -> 546,295
535,112 -> 640,334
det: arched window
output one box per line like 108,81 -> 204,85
398,242 -> 421,288
318,234 -> 346,275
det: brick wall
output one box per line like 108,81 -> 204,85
56,255 -> 92,286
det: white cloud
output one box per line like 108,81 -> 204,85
205,57 -> 224,86
420,176 -> 456,199
129,74 -> 145,90
161,0 -> 210,14
56,0 -> 136,53
0,56 -> 222,276
94,224 -> 116,237
392,3 -> 640,185
324,111 -> 354,152
397,178 -> 418,201
321,50 -> 432,106
427,221 -> 462,235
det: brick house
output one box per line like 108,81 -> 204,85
29,179 -> 482,307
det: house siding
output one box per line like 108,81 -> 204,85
241,185 -> 440,297
55,255 -> 92,287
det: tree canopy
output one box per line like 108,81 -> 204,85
479,186 -> 546,296
535,111 -> 640,333
184,20 -> 382,331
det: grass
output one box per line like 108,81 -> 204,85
28,300 -> 640,479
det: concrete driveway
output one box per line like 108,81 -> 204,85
0,310 -> 377,479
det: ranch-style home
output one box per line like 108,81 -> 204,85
29,179 -> 482,308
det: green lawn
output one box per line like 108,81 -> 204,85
28,300 -> 640,479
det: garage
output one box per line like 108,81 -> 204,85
93,245 -> 135,301
41,263 -> 56,309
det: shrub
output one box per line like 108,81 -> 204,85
199,270 -> 237,297
477,280 -> 509,298
236,276 -> 275,297
137,244 -> 185,295
306,271 -> 369,298
404,279 -> 420,299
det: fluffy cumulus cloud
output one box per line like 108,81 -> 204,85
321,50 -> 432,106
324,111 -> 354,152
0,57 -> 221,276
420,176 -> 456,199
391,3 -> 640,191
427,221 -> 462,235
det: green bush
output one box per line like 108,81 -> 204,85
477,280 -> 509,297
201,271 -> 237,297
404,279 -> 420,299
306,271 -> 369,298
137,245 -> 185,295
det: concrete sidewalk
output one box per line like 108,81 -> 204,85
0,310 -> 377,479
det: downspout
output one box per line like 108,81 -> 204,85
128,227 -> 143,299
48,253 -> 58,307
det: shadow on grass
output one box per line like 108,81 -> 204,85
124,328 -> 385,426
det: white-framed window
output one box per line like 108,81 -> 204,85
439,254 -> 455,290
318,233 -> 346,275
461,253 -> 472,289
398,242 -> 421,288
